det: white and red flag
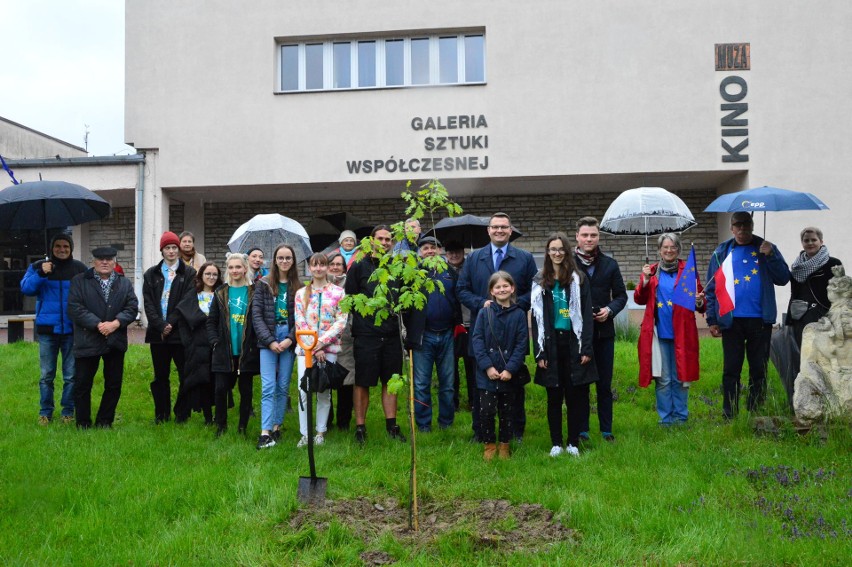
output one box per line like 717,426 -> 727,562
714,253 -> 736,316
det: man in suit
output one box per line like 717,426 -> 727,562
574,216 -> 627,442
457,212 -> 537,442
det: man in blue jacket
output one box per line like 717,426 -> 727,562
21,233 -> 87,424
405,236 -> 461,432
705,211 -> 790,419
457,212 -> 537,442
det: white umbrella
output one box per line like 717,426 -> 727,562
227,213 -> 312,264
600,186 -> 696,259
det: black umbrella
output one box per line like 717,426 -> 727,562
306,212 -> 372,252
0,180 -> 111,255
430,214 -> 523,249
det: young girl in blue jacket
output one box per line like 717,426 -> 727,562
471,271 -> 529,461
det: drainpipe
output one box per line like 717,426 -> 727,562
134,157 -> 145,308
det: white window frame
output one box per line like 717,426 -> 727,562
277,32 -> 486,93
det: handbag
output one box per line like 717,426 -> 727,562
788,299 -> 810,321
327,361 -> 350,390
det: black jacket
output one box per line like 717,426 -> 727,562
175,291 -> 212,391
206,284 -> 260,375
67,269 -> 139,357
574,251 -> 627,340
345,256 -> 400,337
251,279 -> 297,349
531,273 -> 598,387
786,256 -> 843,330
143,259 -> 196,344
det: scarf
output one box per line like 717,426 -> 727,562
791,245 -> 830,283
574,246 -> 599,267
658,259 -> 679,273
99,272 -> 118,302
531,272 -> 583,358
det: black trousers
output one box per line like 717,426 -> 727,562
150,342 -> 187,422
479,388 -> 515,444
547,331 -> 590,447
74,351 -> 125,428
580,335 -> 614,434
214,362 -> 254,431
722,317 -> 772,418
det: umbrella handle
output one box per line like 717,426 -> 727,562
296,330 -> 318,369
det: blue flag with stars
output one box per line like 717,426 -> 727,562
671,245 -> 698,311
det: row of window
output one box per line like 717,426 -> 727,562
279,33 -> 485,92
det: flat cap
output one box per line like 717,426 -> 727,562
417,235 -> 442,248
92,246 -> 118,259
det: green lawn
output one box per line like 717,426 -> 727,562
1,339 -> 849,565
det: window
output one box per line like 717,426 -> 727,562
278,32 -> 485,92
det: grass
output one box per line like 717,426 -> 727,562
1,339 -> 850,565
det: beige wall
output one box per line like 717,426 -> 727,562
125,0 -> 852,318
0,117 -> 87,161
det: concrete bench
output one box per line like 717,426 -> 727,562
7,315 -> 36,343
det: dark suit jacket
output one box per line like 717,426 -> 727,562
457,243 -> 537,355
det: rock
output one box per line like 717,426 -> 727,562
793,265 -> 852,425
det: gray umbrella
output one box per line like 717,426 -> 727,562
227,213 -> 312,264
600,186 -> 696,259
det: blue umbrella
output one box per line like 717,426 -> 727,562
703,185 -> 829,213
704,185 -> 829,236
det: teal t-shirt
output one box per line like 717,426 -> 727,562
275,284 -> 289,323
553,282 -> 572,331
228,286 -> 249,356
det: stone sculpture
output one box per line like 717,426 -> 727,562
793,265 -> 852,424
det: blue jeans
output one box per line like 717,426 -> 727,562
259,324 -> 296,431
656,338 -> 689,424
39,334 -> 75,418
413,330 -> 456,429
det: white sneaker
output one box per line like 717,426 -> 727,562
549,445 -> 564,457
314,434 -> 325,446
296,436 -> 308,448
565,444 -> 580,457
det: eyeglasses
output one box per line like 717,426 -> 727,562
489,225 -> 511,231
276,256 -> 294,262
547,248 -> 566,255
732,222 -> 752,228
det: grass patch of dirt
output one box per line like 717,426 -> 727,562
287,497 -> 578,562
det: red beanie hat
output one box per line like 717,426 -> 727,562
159,231 -> 180,250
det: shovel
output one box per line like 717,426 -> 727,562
295,329 -> 327,504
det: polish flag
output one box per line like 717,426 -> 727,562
715,253 -> 736,316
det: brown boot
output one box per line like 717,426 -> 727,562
498,442 -> 511,460
483,443 -> 497,461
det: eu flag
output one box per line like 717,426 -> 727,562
671,245 -> 699,311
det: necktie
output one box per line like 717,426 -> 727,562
494,248 -> 504,271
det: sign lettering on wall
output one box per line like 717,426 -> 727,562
346,115 -> 490,175
717,44 -> 750,163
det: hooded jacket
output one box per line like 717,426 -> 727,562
470,302 -> 529,392
21,234 -> 87,335
530,270 -> 597,388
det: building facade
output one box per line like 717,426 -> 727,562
14,0 -> 852,317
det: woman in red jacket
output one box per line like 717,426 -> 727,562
634,233 -> 705,425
